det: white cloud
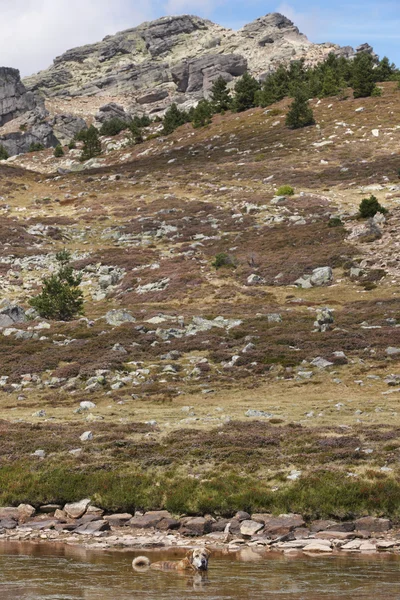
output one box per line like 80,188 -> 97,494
0,0 -> 154,76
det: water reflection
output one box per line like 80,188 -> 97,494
0,541 -> 399,600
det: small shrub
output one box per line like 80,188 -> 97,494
277,185 -> 295,196
328,217 -> 343,227
54,145 -> 64,158
132,115 -> 151,128
29,250 -> 84,321
68,141 -> 76,150
0,145 -> 9,160
359,195 -> 387,218
371,86 -> 382,97
29,142 -> 45,152
100,117 -> 128,136
212,253 -> 236,269
362,281 -> 377,291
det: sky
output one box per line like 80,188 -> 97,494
0,0 -> 399,77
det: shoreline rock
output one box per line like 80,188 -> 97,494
0,502 -> 399,556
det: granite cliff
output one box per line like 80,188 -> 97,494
23,13 -> 360,112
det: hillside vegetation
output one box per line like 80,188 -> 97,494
1,81 -> 400,518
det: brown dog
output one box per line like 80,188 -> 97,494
132,548 -> 210,572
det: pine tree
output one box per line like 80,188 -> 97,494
352,52 -> 377,98
256,65 -> 291,107
375,56 -> 395,82
210,76 -> 231,112
80,125 -> 102,161
232,72 -> 260,112
128,121 -> 144,145
29,250 -> 84,321
320,68 -> 340,97
162,103 -> 189,135
286,88 -> 315,129
192,100 -> 213,128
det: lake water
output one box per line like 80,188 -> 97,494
0,542 -> 399,599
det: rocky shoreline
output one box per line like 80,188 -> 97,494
1,500 -> 400,557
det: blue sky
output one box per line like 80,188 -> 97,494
0,0 -> 398,76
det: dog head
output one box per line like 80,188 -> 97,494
187,547 -> 210,571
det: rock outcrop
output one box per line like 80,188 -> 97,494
0,68 -> 87,155
22,13 -> 362,112
0,67 -> 40,127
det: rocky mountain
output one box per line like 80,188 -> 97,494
23,13 -> 359,113
0,12 -> 374,156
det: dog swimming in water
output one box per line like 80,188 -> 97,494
132,548 -> 211,572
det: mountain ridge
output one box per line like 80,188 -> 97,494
22,12 -> 362,111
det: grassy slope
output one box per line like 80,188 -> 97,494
1,83 -> 400,518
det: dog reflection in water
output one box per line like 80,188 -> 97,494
132,548 -> 210,573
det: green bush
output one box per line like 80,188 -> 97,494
29,250 -> 84,321
0,145 -> 9,160
68,141 -> 76,150
29,142 -> 45,152
212,253 -> 236,269
54,144 -> 64,158
359,195 -> 388,218
328,217 -> 343,227
99,117 -> 128,136
371,86 -> 382,97
131,115 -> 151,128
276,185 -> 295,196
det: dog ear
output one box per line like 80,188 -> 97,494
186,550 -> 193,561
203,548 -> 211,557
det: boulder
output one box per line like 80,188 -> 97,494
17,504 -> 36,522
262,514 -> 305,536
0,518 -> 17,529
304,540 -> 333,553
180,516 -> 212,536
240,520 -> 264,536
354,517 -> 391,532
137,89 -> 169,105
95,103 -> 128,124
0,303 -> 26,328
64,499 -> 91,519
295,267 -> 333,289
0,507 -> 20,520
156,517 -> 181,531
74,520 -> 110,535
128,510 -> 172,529
105,309 -> 136,326
104,513 -> 133,527
314,307 -> 334,332
50,113 -> 87,144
